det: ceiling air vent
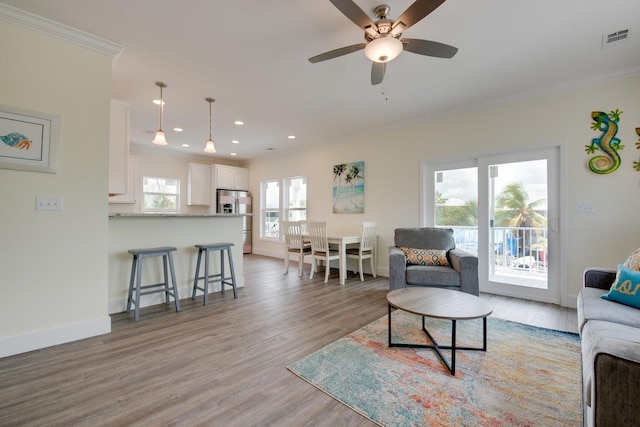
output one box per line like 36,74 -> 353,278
602,29 -> 630,49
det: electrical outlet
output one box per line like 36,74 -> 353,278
36,195 -> 63,211
576,202 -> 596,213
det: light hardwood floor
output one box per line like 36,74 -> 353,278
0,255 -> 577,426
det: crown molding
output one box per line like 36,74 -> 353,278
0,3 -> 123,59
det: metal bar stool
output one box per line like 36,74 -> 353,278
127,247 -> 180,322
192,243 -> 238,305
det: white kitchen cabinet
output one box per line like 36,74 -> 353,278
188,163 -> 212,205
108,99 -> 130,196
214,164 -> 248,190
109,156 -> 138,204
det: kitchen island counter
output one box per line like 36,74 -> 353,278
108,214 -> 245,314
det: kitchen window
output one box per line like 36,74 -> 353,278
260,175 -> 307,240
142,176 -> 180,213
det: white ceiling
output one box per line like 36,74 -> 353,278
3,0 -> 640,161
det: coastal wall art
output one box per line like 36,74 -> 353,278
333,161 -> 364,214
0,105 -> 59,173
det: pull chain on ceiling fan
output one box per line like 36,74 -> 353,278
309,0 -> 458,85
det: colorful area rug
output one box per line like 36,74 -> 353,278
288,311 -> 581,426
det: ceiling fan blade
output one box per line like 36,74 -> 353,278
309,43 -> 367,63
401,38 -> 458,58
329,0 -> 375,29
371,62 -> 386,85
392,0 -> 447,32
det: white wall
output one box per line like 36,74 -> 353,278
0,20 -> 114,356
247,75 -> 640,307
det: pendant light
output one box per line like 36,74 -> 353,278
203,97 -> 216,153
152,82 -> 168,145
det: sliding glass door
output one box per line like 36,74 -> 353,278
424,147 -> 560,303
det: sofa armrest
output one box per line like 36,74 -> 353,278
582,320 -> 640,427
584,268 -> 617,291
593,353 -> 640,427
388,246 -> 407,290
449,248 -> 479,296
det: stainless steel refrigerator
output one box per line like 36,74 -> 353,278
217,189 -> 252,253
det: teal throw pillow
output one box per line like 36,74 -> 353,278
601,264 -> 640,309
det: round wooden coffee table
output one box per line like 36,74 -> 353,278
387,287 -> 493,375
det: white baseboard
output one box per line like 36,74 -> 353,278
0,316 -> 111,358
251,248 -> 284,259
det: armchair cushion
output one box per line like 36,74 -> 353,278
394,228 -> 455,252
400,247 -> 450,267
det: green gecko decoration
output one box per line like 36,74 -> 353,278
585,109 -> 623,174
634,128 -> 640,171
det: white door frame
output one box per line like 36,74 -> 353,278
420,142 -> 570,307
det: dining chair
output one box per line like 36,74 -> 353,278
346,221 -> 377,281
282,221 -> 311,277
307,221 -> 340,283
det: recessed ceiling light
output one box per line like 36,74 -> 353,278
230,153 -> 237,156
152,99 -> 165,105
174,128 -> 183,132
234,120 -> 244,126
232,140 -> 240,144
181,144 -> 189,147
288,135 -> 296,139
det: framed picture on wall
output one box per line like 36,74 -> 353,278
333,160 -> 364,213
0,105 -> 59,173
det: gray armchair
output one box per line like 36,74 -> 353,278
388,227 -> 479,296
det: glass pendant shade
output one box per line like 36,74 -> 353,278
152,129 -> 168,145
203,97 -> 216,153
204,138 -> 216,153
364,37 -> 403,63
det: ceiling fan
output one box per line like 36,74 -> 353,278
309,0 -> 458,85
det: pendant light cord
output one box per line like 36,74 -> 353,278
209,99 -> 212,140
159,84 -> 164,131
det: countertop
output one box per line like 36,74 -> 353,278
109,213 -> 251,218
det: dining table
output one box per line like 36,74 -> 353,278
301,229 -> 377,285
325,231 -> 362,285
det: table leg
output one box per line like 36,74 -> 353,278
389,314 -> 488,376
388,304 -> 392,346
339,241 -> 346,285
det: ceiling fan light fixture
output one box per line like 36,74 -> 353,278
203,97 -> 216,154
364,37 -> 403,63
152,82 -> 168,146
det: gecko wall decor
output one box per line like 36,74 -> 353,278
585,109 -> 623,174
634,128 -> 640,172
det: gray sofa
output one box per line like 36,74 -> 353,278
577,268 -> 640,427
388,227 -> 479,295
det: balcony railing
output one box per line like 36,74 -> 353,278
448,225 -> 548,273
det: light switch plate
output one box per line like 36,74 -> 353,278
576,202 -> 596,213
36,195 -> 63,211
